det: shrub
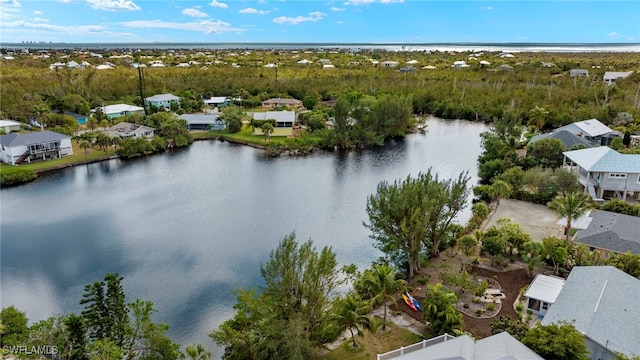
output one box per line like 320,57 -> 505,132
0,166 -> 38,187
417,276 -> 430,285
515,302 -> 524,312
487,303 -> 496,311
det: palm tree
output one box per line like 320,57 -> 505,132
261,122 -> 274,141
547,192 -> 594,242
423,283 -> 462,336
333,294 -> 375,348
179,343 -> 211,360
528,106 -> 549,133
100,119 -> 110,130
79,139 -> 91,157
34,102 -> 51,130
362,264 -> 406,330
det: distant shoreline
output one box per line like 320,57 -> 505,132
2,42 -> 639,53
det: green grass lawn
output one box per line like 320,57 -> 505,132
316,322 -> 424,360
0,141 -> 115,173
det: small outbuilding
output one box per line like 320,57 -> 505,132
524,274 -> 566,318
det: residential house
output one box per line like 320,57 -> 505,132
297,59 -> 313,65
523,274 -> 566,318
57,110 -> 87,125
528,129 -> 592,150
603,71 -> 633,85
179,114 -> 225,131
95,104 -> 145,120
570,69 -> 589,77
398,66 -> 416,72
377,332 -> 543,360
0,130 -> 73,165
144,94 -> 181,110
260,98 -> 303,110
541,266 -> 640,360
496,64 -> 515,71
451,60 -> 469,68
573,210 -> 640,257
252,110 -> 296,136
103,122 -> 154,139
0,120 -> 22,134
204,96 -> 229,108
530,118 -> 619,147
562,146 -> 640,200
380,60 -> 400,68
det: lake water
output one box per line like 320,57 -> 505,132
0,118 -> 488,358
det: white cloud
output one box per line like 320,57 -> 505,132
607,31 -> 621,38
330,6 -> 345,11
4,20 -> 102,34
343,0 -> 375,5
336,20 -> 343,24
209,0 -> 228,9
86,0 -> 140,11
380,0 -> 403,3
482,6 -> 492,10
30,17 -> 49,22
273,11 -> 325,25
33,10 -> 41,14
239,7 -> 269,14
182,8 -> 208,18
121,19 -> 241,34
0,0 -> 21,20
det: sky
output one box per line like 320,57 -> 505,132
0,0 -> 639,44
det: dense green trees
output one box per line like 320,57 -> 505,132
0,273 -> 186,360
366,169 -> 470,278
332,294 -> 375,347
490,315 -> 529,340
211,233 -> 342,360
360,264 -> 406,330
422,283 -> 463,336
522,322 -> 590,360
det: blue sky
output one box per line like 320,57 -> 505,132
0,0 -> 639,43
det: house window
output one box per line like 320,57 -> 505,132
542,302 -> 549,311
637,174 -> 640,184
609,173 -> 627,178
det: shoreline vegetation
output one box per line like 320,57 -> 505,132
2,46 -> 640,359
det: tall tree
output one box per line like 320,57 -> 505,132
362,264 -> 406,330
211,233 -> 341,360
522,322 -> 590,360
179,344 -> 211,360
547,192 -> 594,241
0,306 -> 29,347
457,235 -> 478,271
365,169 -> 470,278
528,106 -> 549,132
80,273 -> 129,347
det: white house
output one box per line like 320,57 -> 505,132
252,111 -> 296,136
603,71 -> 633,85
0,130 -> 73,165
179,114 -> 225,131
523,274 -> 565,318
570,69 -> 589,77
204,96 -> 229,108
95,104 -> 145,120
103,122 -> 155,139
380,61 -> 399,68
0,120 -> 22,134
563,146 -> 640,200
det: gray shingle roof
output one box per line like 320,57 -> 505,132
0,130 -> 70,147
529,129 -> 592,150
576,210 -> 640,254
541,266 -> 640,358
145,93 -> 180,102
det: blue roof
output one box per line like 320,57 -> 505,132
563,147 -> 640,173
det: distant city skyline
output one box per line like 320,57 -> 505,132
0,0 -> 639,44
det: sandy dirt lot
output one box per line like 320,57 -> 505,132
483,199 -> 562,241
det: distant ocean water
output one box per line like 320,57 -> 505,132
1,42 -> 639,52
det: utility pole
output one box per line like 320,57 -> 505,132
137,63 -> 147,116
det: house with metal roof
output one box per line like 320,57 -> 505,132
178,114 -> 225,131
524,274 -> 566,318
203,96 -> 229,108
95,104 -> 145,120
547,119 -> 619,147
562,147 -> 640,200
376,332 -> 543,360
574,210 -> 640,257
144,93 -> 181,110
603,71 -> 633,85
0,120 -> 23,134
541,266 -> 640,360
252,110 -> 296,136
0,130 -> 73,165
570,69 -> 589,77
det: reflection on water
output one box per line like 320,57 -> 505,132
0,118 -> 488,358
